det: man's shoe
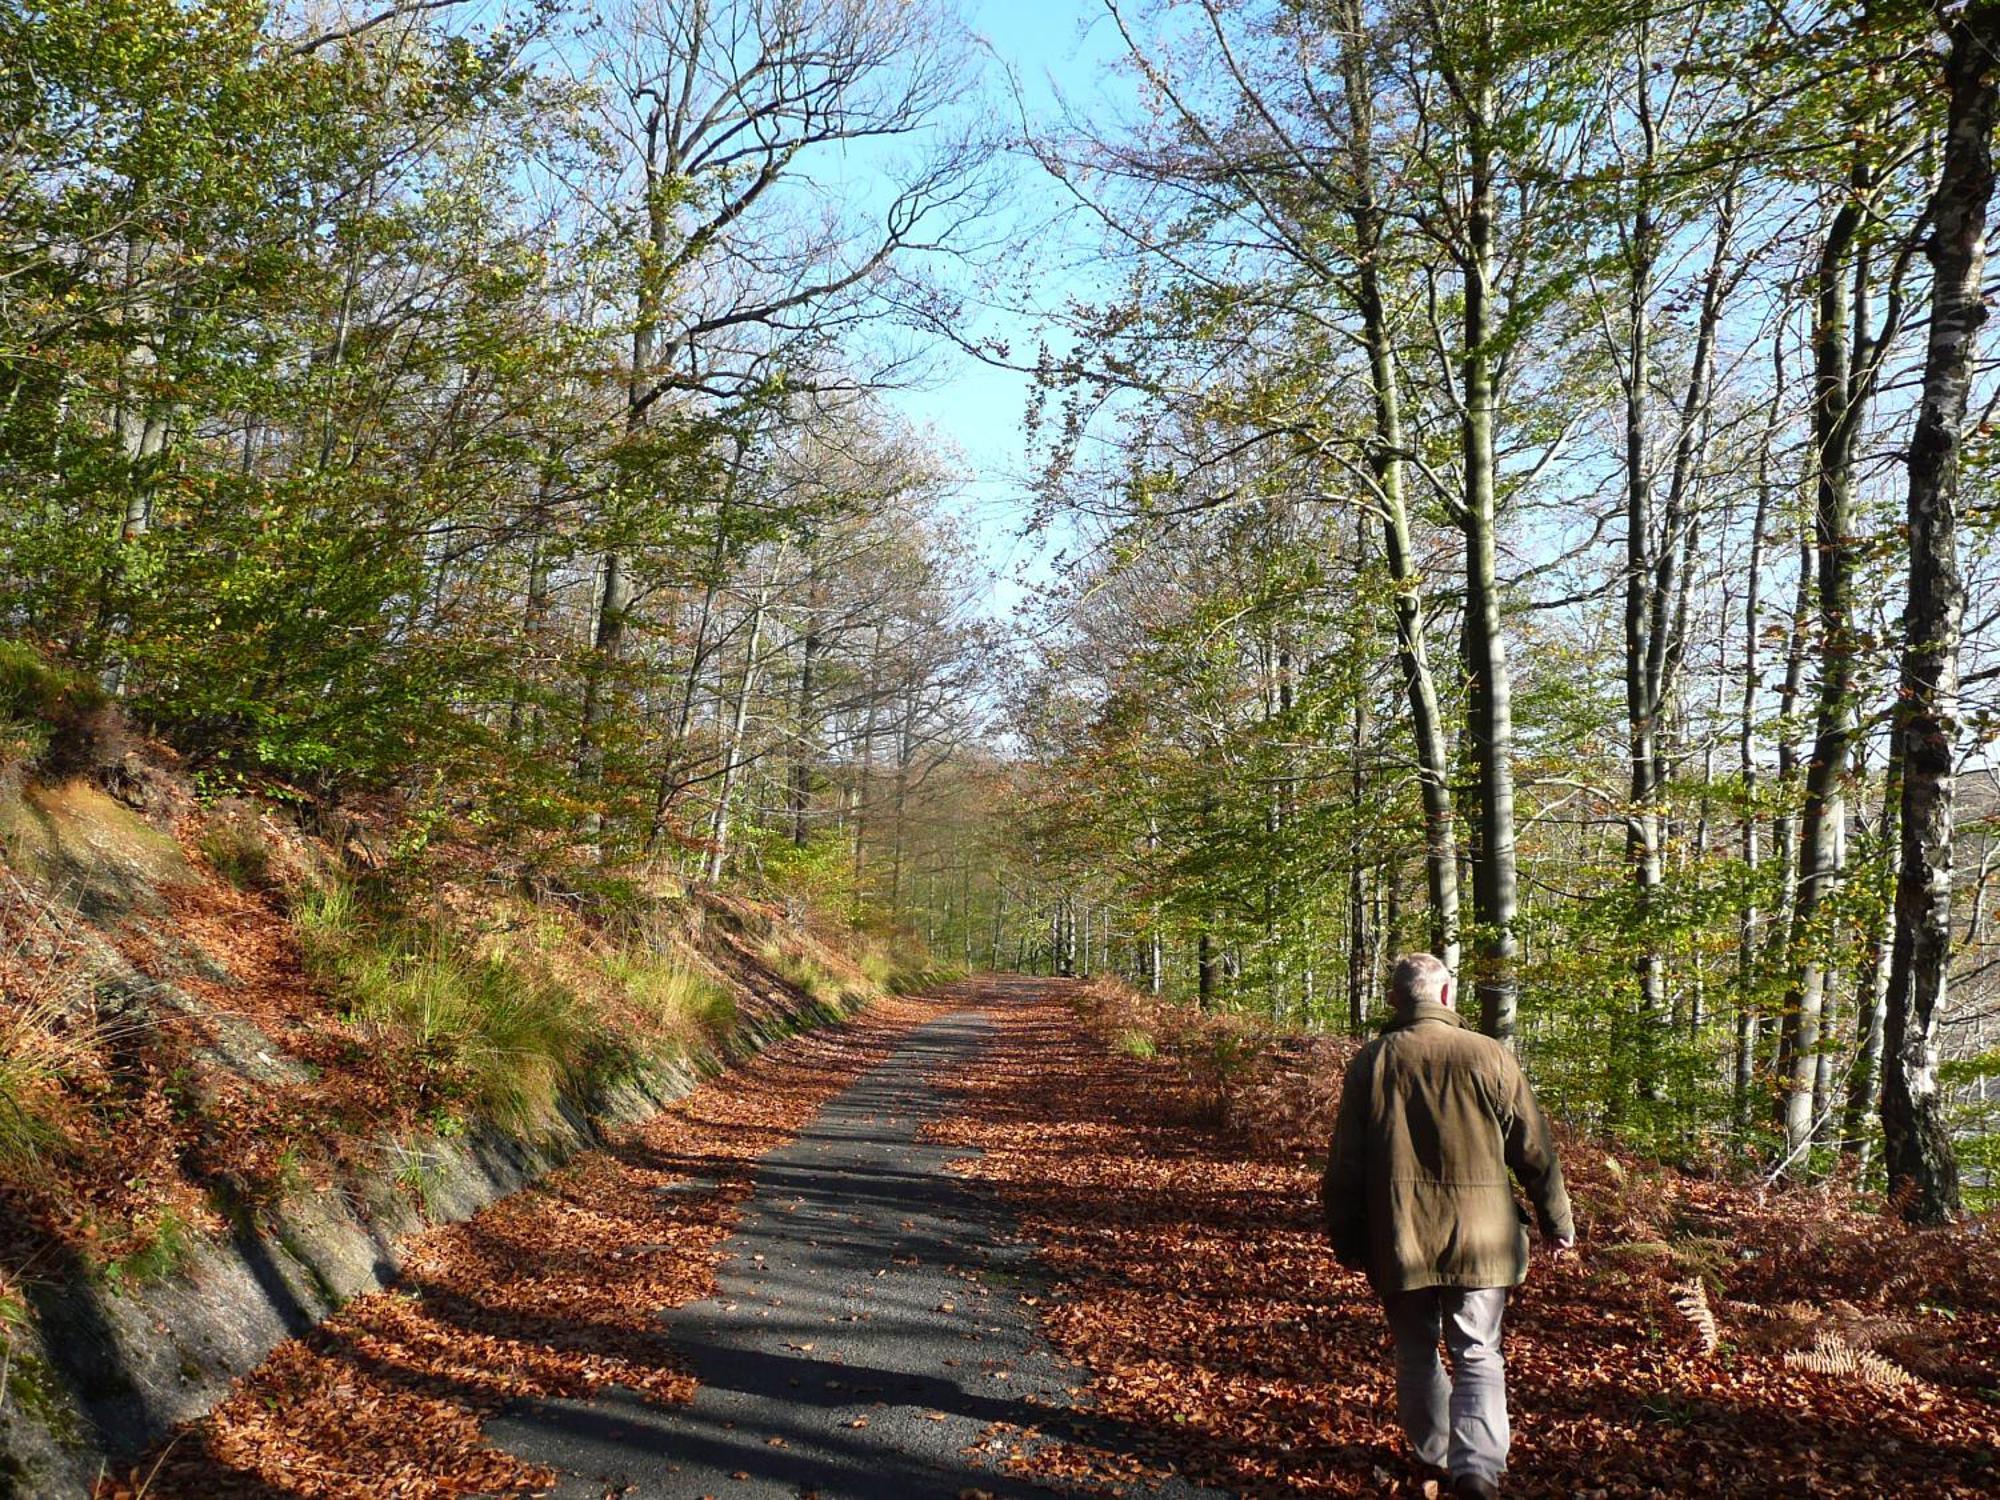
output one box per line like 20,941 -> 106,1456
1450,1477 -> 1501,1499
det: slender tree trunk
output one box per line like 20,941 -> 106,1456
100,237 -> 170,696
889,704 -> 913,908
1737,361 -> 1781,1120
507,461 -> 559,749
648,443 -> 752,851
852,624 -> 886,886
1347,647 -> 1372,1030
790,626 -> 820,847
1882,1 -> 1996,1225
1621,34 -> 1670,1093
583,153 -> 677,842
1339,3 -> 1460,968
1622,135 -> 1735,1098
576,550 -> 632,841
1777,181 -> 1867,1172
1459,60 -> 1520,1045
1845,735 -> 1902,1161
706,567 -> 774,883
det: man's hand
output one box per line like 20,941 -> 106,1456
1546,1234 -> 1576,1262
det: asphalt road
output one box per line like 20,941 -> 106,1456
484,995 -> 1219,1499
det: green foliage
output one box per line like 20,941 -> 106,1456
1112,1027 -> 1157,1060
0,642 -> 118,777
296,880 -> 596,1134
752,830 -> 858,916
0,0 -> 577,792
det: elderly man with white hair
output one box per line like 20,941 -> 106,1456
1321,953 -> 1574,1499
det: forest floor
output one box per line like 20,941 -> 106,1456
99,978 -> 2000,1499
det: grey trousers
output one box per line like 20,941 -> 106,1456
1381,1285 -> 1510,1485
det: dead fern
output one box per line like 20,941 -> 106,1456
1783,1331 -> 1917,1392
1722,1297 -> 1941,1391
1670,1280 -> 1719,1354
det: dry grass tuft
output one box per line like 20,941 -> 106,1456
0,875 -> 106,1173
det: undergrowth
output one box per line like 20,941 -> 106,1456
603,948 -> 738,1041
761,940 -> 867,1009
195,809 -> 271,890
0,641 -> 121,778
295,881 -> 597,1134
853,932 -> 964,996
0,879 -> 102,1175
1068,975 -> 2000,1399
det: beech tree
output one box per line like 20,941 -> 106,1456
1880,0 -> 2000,1225
996,0 -> 2000,1197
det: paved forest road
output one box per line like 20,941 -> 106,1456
486,989 -> 1217,1499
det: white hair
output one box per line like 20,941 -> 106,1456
1390,952 -> 1452,1009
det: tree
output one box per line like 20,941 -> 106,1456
1880,0 -> 2000,1226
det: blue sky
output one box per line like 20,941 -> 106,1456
878,0 -> 1133,620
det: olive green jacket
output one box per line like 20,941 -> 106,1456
1321,1002 -> 1573,1294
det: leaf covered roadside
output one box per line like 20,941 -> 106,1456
926,986 -> 2000,1497
94,990 -> 962,1500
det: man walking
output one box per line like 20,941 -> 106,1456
1321,953 -> 1574,1499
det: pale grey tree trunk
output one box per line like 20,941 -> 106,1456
1338,0 -> 1460,970
1844,735 -> 1901,1162
1777,179 -> 1868,1172
1620,34 -> 1670,1086
1736,362 -> 1782,1120
706,564 -> 775,883
1882,0 -> 1998,1224
1458,56 -> 1520,1045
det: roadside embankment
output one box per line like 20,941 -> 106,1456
0,737 -> 951,1497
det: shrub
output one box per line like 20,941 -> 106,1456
0,641 -> 122,778
748,829 -> 853,918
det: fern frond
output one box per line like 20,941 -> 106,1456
1782,1332 -> 1917,1392
1670,1280 -> 1719,1355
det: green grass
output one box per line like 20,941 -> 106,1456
0,1050 -> 64,1175
761,942 -> 864,1008
0,895 -> 98,1175
197,813 -> 271,889
389,1141 -> 452,1218
294,880 -> 594,1134
103,1205 -> 197,1287
604,949 -> 738,1039
1112,1027 -> 1158,1060
851,930 -> 964,996
0,980 -> 70,1174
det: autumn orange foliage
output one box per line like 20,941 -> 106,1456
928,983 -> 2000,1497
